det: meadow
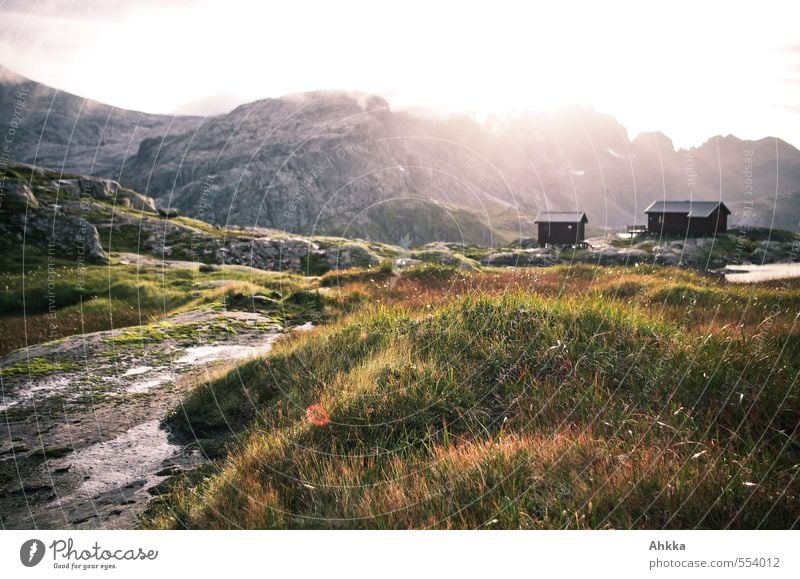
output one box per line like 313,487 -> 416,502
2,239 -> 798,529
135,263 -> 800,529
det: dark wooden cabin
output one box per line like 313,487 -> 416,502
644,201 -> 730,236
534,211 -> 588,247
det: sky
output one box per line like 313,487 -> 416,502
0,0 -> 798,149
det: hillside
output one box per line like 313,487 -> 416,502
3,68 -> 799,245
142,265 -> 800,529
1,160 -> 798,528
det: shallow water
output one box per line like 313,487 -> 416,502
176,342 -> 276,365
724,262 -> 800,283
58,419 -> 179,498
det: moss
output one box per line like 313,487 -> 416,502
104,321 -> 200,347
0,358 -> 81,378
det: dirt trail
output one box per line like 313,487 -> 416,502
0,308 -> 292,529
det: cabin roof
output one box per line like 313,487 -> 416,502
644,201 -> 730,217
534,211 -> 588,224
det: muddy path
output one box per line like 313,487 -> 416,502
0,308 -> 301,529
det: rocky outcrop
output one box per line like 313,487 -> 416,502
217,237 -> 383,273
218,237 -> 323,272
481,246 -> 651,267
0,180 -> 38,210
2,209 -> 109,264
482,250 -> 556,267
55,177 -> 158,213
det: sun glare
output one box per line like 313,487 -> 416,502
0,0 -> 798,147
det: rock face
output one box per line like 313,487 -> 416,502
4,67 -> 800,243
0,177 -> 110,264
0,181 -> 38,210
22,212 -> 109,264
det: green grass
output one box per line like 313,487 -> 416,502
142,267 -> 800,529
0,357 -> 81,378
0,260 -> 314,356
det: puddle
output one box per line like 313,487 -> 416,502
176,340 -> 279,366
55,420 -> 179,499
723,262 -> 800,283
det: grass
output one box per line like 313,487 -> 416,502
0,260 -> 315,356
141,264 -> 800,529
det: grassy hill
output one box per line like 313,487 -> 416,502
141,265 -> 800,529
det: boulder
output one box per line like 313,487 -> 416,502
0,180 -> 38,210
117,188 -> 158,213
158,206 -> 180,218
77,177 -> 119,200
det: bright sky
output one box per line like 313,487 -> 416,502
1,0 -> 798,149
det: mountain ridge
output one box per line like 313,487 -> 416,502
2,67 -> 799,244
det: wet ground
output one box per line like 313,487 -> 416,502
0,308 -> 290,529
720,262 -> 800,283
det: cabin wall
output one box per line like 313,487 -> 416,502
648,212 -> 689,236
709,208 -> 727,233
647,209 -> 728,236
537,222 -> 585,246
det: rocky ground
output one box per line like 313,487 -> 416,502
0,307 -> 303,529
478,232 -> 798,270
2,163 -> 796,279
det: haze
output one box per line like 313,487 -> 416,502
1,0 -> 798,148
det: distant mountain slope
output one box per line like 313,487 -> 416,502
0,66 -> 203,177
2,67 -> 799,243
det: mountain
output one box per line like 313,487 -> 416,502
0,67 -> 203,177
3,67 -> 799,244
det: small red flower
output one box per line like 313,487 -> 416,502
306,403 -> 330,427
